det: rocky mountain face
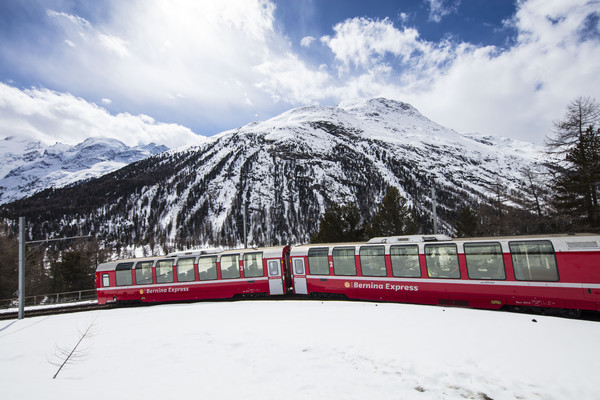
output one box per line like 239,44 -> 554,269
0,136 -> 168,204
1,98 -> 549,254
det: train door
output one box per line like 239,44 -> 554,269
268,260 -> 285,295
292,258 -> 308,294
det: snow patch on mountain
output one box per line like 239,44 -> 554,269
0,136 -> 169,204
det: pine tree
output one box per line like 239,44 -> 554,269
50,251 -> 96,293
454,207 -> 479,238
310,203 -> 365,243
0,223 -> 18,299
552,125 -> 600,229
545,97 -> 600,231
368,187 -> 416,237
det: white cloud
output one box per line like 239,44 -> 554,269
320,16 -> 459,89
40,0 -> 283,111
0,83 -> 204,148
322,18 -> 423,70
398,12 -> 411,24
254,51 -> 333,104
313,0 -> 600,144
300,36 -> 316,47
5,0 -> 598,147
411,0 -> 600,143
97,34 -> 131,58
46,9 -> 93,30
425,0 -> 461,23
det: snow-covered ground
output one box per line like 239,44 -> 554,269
1,300 -> 598,400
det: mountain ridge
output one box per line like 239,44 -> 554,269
1,98 -> 550,254
0,135 -> 169,204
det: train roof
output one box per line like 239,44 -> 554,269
166,248 -> 225,257
295,233 -> 599,246
367,234 -> 452,243
447,233 -> 600,241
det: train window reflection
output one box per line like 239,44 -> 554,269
177,258 -> 195,282
221,255 -> 240,279
156,259 -> 174,283
509,240 -> 558,281
308,248 -> 329,275
425,244 -> 460,279
115,262 -> 133,286
135,261 -> 154,285
464,243 -> 506,280
390,245 -> 420,277
360,246 -> 386,276
197,256 -> 217,281
244,253 -> 264,278
333,247 -> 356,276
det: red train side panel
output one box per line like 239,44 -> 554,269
289,235 -> 600,312
96,246 -> 289,305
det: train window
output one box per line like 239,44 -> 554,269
293,258 -> 305,275
115,262 -> 134,286
198,256 -> 217,281
332,247 -> 357,276
359,246 -> 386,276
244,253 -> 264,278
156,259 -> 174,283
268,260 -> 280,276
425,244 -> 460,279
464,243 -> 506,280
177,258 -> 195,282
221,254 -> 240,279
308,248 -> 329,275
509,240 -> 559,281
390,245 -> 421,278
135,261 -> 154,285
102,273 -> 110,287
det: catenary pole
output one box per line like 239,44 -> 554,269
18,216 -> 25,320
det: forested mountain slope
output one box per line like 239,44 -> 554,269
1,98 -> 549,254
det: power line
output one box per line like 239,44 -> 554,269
17,217 -> 93,320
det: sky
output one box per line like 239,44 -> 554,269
0,0 -> 599,148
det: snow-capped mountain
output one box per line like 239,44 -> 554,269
0,136 -> 168,204
1,98 -> 550,252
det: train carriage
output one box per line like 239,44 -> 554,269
96,246 -> 290,304
288,234 -> 600,314
95,234 -> 600,315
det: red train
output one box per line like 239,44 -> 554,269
96,234 -> 600,315
96,246 -> 290,304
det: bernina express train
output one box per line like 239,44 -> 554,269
96,234 -> 600,315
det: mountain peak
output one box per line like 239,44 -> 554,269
338,97 -> 417,116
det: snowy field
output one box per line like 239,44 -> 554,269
1,300 -> 599,400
